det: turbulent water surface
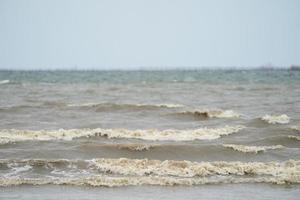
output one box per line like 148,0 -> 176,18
0,70 -> 299,199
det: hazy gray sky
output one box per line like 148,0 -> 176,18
0,0 -> 299,69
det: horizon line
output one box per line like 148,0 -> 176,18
0,65 -> 298,71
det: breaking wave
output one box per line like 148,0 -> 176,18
175,109 -> 240,119
104,143 -> 156,151
0,129 -> 97,145
261,114 -> 290,124
0,80 -> 10,85
95,126 -> 245,141
287,135 -> 300,141
0,125 -> 245,144
0,158 -> 299,186
67,102 -> 184,111
223,144 -> 284,153
290,126 -> 300,132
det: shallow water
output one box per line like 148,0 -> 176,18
1,184 -> 300,200
0,70 -> 299,198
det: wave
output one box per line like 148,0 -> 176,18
67,102 -> 184,111
104,143 -> 156,151
0,105 -> 35,112
66,103 -> 241,120
0,129 -> 97,145
0,138 -> 14,145
96,126 -> 245,141
261,114 -> 290,124
1,175 -> 299,187
0,102 -> 66,112
176,109 -> 240,119
0,126 -> 245,144
42,101 -> 67,107
0,102 -> 183,112
287,135 -> 300,141
0,102 -> 184,112
0,80 -> 10,85
0,158 -> 299,186
223,144 -> 284,153
290,126 -> 300,132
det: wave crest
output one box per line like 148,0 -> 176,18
177,109 -> 240,119
0,158 -> 299,186
0,175 -> 298,187
0,126 -> 245,144
67,102 -> 184,111
290,126 -> 300,132
261,114 -> 290,124
287,135 -> 300,141
107,144 -> 155,151
223,144 -> 284,153
0,128 -> 99,145
0,80 -> 10,85
97,126 -> 245,141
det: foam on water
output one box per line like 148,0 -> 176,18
90,158 -> 300,178
0,126 -> 245,144
1,70 -> 299,190
1,175 -> 299,187
106,144 -> 156,151
0,129 -> 100,144
0,80 -> 10,85
287,135 -> 300,141
261,114 -> 290,124
178,109 -> 240,119
291,126 -> 300,132
95,126 -> 245,141
67,102 -> 184,109
0,158 -> 299,186
223,144 -> 284,153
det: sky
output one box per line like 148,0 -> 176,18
0,0 -> 299,70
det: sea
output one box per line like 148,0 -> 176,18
0,69 -> 299,199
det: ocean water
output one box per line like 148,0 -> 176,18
0,69 -> 299,199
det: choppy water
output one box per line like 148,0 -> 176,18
0,69 -> 299,198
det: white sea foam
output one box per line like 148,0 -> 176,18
4,165 -> 32,178
0,158 -> 299,186
223,144 -> 284,153
0,80 -> 10,85
97,126 -> 245,141
67,102 -> 100,107
153,104 -> 184,108
179,109 -> 240,119
209,110 -> 241,118
109,144 -> 155,151
67,102 -> 184,108
0,128 -> 100,145
0,175 -> 299,187
290,126 -> 300,132
90,158 -> 300,179
0,138 -> 14,145
0,126 -> 245,144
287,135 -> 300,141
261,114 -> 290,124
